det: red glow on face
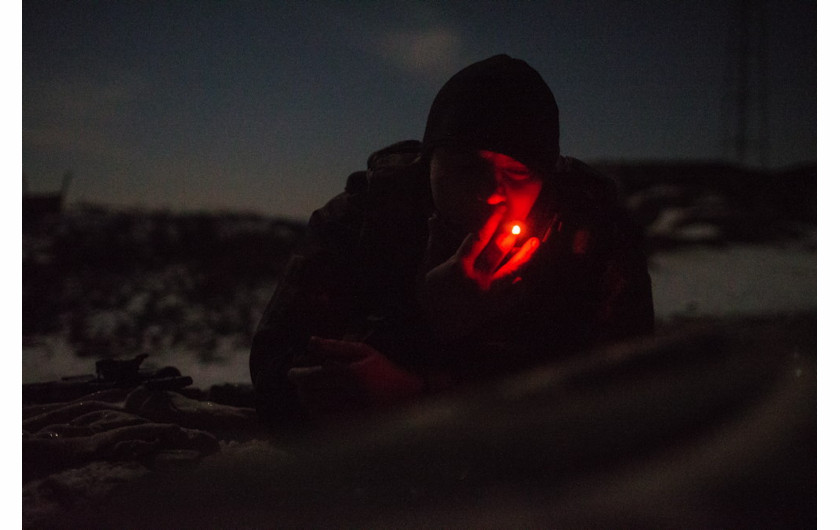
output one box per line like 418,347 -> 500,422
511,224 -> 521,235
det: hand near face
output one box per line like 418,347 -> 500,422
420,205 -> 541,341
458,204 -> 541,290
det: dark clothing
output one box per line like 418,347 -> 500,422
250,141 -> 654,425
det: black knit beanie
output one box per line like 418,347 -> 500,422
422,54 -> 559,174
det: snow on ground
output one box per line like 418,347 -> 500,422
22,337 -> 252,390
650,243 -> 817,321
22,242 -> 817,390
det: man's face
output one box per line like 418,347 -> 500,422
430,147 -> 544,238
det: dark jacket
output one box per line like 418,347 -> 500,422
250,141 -> 654,425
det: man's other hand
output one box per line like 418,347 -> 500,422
287,337 -> 424,419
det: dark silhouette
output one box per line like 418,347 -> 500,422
250,55 -> 654,427
23,170 -> 72,231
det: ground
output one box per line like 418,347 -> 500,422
21,163 -> 818,527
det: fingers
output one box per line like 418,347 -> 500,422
287,365 -> 326,383
306,336 -> 373,362
495,228 -> 518,251
485,227 -> 519,272
444,205 -> 538,289
493,237 -> 540,280
477,205 -> 507,247
288,365 -> 367,416
460,205 -> 507,263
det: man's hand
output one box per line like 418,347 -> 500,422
420,205 -> 540,340
457,205 -> 541,290
287,337 -> 424,419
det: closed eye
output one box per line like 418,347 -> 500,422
503,169 -> 533,181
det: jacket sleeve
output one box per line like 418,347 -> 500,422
249,179 -> 366,426
559,157 -> 655,345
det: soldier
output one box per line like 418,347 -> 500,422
250,55 -> 654,426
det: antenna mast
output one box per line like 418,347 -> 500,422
723,0 -> 768,167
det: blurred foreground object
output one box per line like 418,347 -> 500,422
23,354 -> 193,404
73,313 -> 814,528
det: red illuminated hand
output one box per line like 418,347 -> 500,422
459,205 -> 540,290
420,206 -> 540,340
287,337 -> 423,418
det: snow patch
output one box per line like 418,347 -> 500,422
650,244 -> 816,320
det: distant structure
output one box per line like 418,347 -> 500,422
23,170 -> 73,230
722,0 -> 769,168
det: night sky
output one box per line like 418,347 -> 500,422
22,1 -> 816,221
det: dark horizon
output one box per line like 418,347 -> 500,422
23,1 -> 816,219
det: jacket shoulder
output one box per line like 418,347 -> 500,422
307,141 -> 427,250
556,156 -> 619,205
367,140 -> 423,172
342,140 -> 424,194
554,156 -> 646,254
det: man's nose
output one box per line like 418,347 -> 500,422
484,179 -> 506,205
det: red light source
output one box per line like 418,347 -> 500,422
511,224 -> 521,235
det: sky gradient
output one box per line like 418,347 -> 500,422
22,1 -> 816,221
